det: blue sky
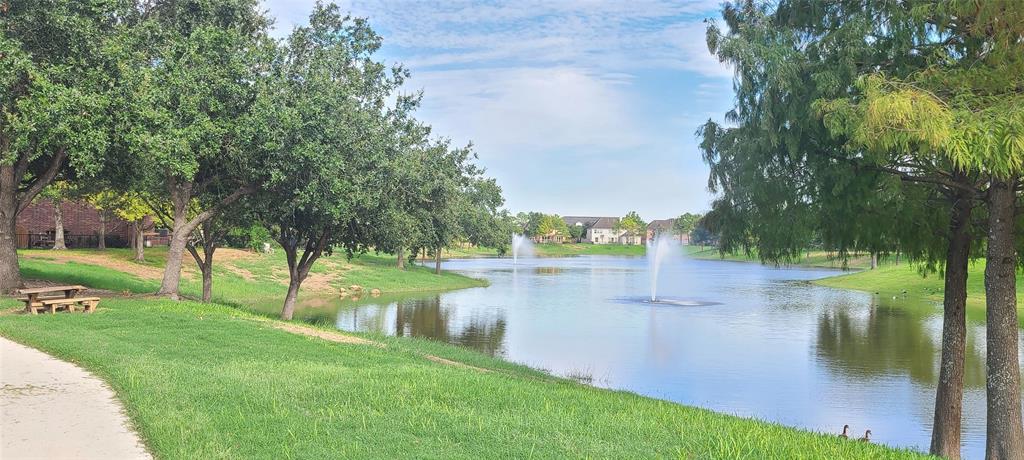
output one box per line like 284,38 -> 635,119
262,0 -> 732,220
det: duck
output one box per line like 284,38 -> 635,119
839,424 -> 850,439
859,429 -> 872,443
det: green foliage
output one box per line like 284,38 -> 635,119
225,224 -> 271,251
535,214 -> 570,238
252,3 -> 409,265
699,0 -> 982,268
615,211 -> 645,236
672,213 -> 701,236
119,0 -> 272,193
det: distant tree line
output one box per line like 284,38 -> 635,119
511,210 -> 715,245
0,1 -> 512,319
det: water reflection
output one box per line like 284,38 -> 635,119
815,299 -> 985,388
337,295 -> 508,357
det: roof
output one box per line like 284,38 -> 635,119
561,216 -> 602,228
591,217 -> 619,229
648,219 -> 675,232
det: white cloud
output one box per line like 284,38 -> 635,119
261,0 -> 732,215
412,67 -> 648,156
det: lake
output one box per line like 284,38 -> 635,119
285,254 -> 1018,459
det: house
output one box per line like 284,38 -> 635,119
647,218 -> 690,244
561,215 -> 643,245
16,200 -> 162,249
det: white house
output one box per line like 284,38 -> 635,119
561,216 -> 642,245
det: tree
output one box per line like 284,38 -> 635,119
809,3 -> 1024,456
121,0 -> 271,299
184,202 -> 259,303
673,213 -> 701,244
702,1 -> 1016,457
535,214 -> 569,241
418,142 -> 482,274
39,181 -> 74,250
0,1 -> 123,291
252,3 -> 412,320
89,190 -> 152,260
568,223 -> 585,243
615,211 -> 645,239
458,177 -> 509,255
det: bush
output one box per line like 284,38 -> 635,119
225,224 -> 271,251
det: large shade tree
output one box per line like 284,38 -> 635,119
122,0 -> 272,299
814,3 -> 1024,456
701,2 -> 994,457
253,3 -> 412,320
0,0 -> 126,291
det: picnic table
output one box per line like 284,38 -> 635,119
16,285 -> 100,314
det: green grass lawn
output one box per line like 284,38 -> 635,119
19,247 -> 486,300
686,247 -> 877,270
814,259 -> 1024,316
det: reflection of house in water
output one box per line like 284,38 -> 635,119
534,267 -> 564,276
814,300 -> 985,388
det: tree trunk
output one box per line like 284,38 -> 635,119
930,193 -> 973,459
187,241 -> 216,303
396,246 -> 405,270
157,180 -> 254,299
52,200 -> 66,250
984,177 -> 1024,460
0,215 -> 20,293
281,277 -> 302,321
434,247 -> 442,274
278,230 -> 327,320
870,252 -> 878,270
279,241 -> 313,321
0,151 -> 66,292
133,221 -> 145,262
97,213 -> 106,250
159,220 -> 188,300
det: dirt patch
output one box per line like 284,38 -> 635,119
300,272 -> 338,295
423,355 -> 491,373
212,248 -> 260,262
21,251 -> 166,280
269,321 -> 490,373
271,322 -> 380,346
221,265 -> 257,282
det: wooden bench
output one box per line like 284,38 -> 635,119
36,297 -> 101,314
15,285 -> 98,314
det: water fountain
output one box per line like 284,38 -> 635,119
511,234 -> 535,264
646,235 -> 675,301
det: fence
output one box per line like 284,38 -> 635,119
17,233 -> 129,249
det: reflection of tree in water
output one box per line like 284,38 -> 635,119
395,296 -> 507,356
815,300 -> 984,388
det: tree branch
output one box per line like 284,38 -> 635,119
17,148 -> 66,214
182,184 -> 258,233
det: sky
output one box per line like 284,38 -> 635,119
261,0 -> 733,220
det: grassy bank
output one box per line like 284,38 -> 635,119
18,247 -> 486,306
0,300 -> 925,458
814,260 -> 1024,315
686,247 -> 877,270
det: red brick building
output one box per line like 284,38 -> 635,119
15,200 -> 158,249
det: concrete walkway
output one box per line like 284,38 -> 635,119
0,337 -> 151,459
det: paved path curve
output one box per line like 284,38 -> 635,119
0,337 -> 151,459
